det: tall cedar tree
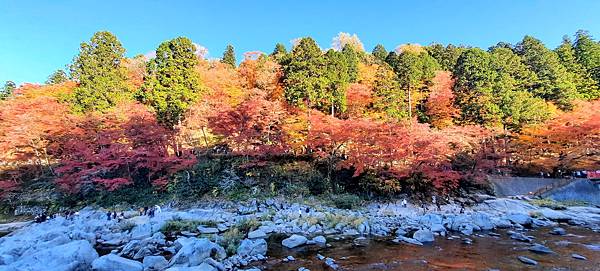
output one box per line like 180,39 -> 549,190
323,49 -> 350,116
515,36 -> 578,109
372,44 -> 388,62
282,37 -> 328,109
139,37 -> 202,128
574,30 -> 600,89
46,69 -> 69,85
555,36 -> 600,100
342,45 -> 359,82
69,31 -> 130,112
222,44 -> 236,68
1,81 -> 16,99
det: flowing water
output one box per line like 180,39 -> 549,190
253,226 -> 600,271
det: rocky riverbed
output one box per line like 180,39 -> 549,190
0,196 -> 599,271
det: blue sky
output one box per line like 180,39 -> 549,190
1,0 -> 599,85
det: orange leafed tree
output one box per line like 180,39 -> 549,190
0,83 -> 75,195
516,100 -> 600,171
425,71 -> 458,128
52,102 -> 196,193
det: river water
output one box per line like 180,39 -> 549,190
253,226 -> 600,271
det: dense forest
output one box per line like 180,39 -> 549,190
0,31 -> 599,206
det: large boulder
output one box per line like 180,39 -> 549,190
131,223 -> 153,240
507,214 -> 532,226
166,263 -> 217,271
282,234 -> 308,248
169,238 -> 226,267
413,229 -> 434,243
92,254 -> 143,271
237,238 -> 267,256
143,255 -> 168,271
471,212 -> 494,230
6,240 -> 98,271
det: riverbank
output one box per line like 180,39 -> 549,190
0,196 -> 599,270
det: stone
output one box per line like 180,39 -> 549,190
169,238 -> 226,267
571,253 -> 587,260
538,209 -> 572,221
517,256 -> 538,265
413,229 -> 434,243
528,243 -> 554,254
509,231 -> 534,242
237,238 -> 267,256
198,226 -> 219,234
92,254 -> 143,271
393,236 -> 423,246
247,229 -> 267,239
507,214 -> 532,226
282,234 -> 308,248
353,237 -> 369,247
166,263 -> 217,271
143,255 -> 168,271
131,223 -> 153,240
471,212 -> 494,230
312,235 -> 326,244
5,240 -> 98,271
550,227 -> 566,235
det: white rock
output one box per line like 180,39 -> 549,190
413,229 -> 434,243
92,254 -> 143,271
237,238 -> 267,256
6,240 -> 98,271
282,234 -> 308,248
143,255 -> 168,271
248,229 -> 267,239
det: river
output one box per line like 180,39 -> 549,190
254,226 -> 600,271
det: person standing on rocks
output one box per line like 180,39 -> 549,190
401,198 -> 407,208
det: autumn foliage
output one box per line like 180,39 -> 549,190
2,30 -> 600,201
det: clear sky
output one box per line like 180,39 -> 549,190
1,0 -> 599,85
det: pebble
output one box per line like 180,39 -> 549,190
571,253 -> 587,260
517,256 -> 538,265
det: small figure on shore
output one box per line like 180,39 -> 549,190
112,211 -> 117,220
118,212 -> 125,222
401,198 -> 408,208
433,195 -> 441,211
106,211 -> 112,221
154,205 -> 161,214
143,206 -> 149,216
148,207 -> 155,218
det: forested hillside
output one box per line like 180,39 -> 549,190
1,31 -> 599,206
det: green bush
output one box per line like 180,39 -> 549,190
530,198 -> 567,210
220,227 -> 244,256
330,193 -> 362,209
160,219 -> 219,233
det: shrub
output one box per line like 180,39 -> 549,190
330,193 -> 362,209
530,198 -> 567,210
160,219 -> 219,233
220,227 -> 244,256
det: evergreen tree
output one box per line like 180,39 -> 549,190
515,35 -> 577,109
139,37 -> 202,127
1,80 -> 16,100
574,30 -> 600,88
427,43 -> 465,71
69,31 -> 130,112
372,65 -> 407,120
323,49 -> 350,116
371,44 -> 388,62
453,48 -> 501,126
282,37 -> 328,109
391,50 -> 439,118
556,36 -> 599,99
341,44 -> 359,82
271,43 -> 287,56
221,44 -> 236,68
46,69 -> 69,85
